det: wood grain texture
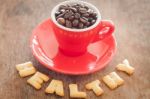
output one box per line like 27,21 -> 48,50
0,0 -> 150,99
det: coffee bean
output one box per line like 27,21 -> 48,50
55,11 -> 61,17
63,10 -> 69,14
72,4 -> 77,6
72,19 -> 79,27
87,9 -> 94,14
56,13 -> 64,19
78,23 -> 84,29
85,21 -> 90,26
60,9 -> 66,13
55,3 -> 97,29
65,20 -> 72,28
91,12 -> 97,17
88,18 -> 93,22
79,8 -> 87,14
84,6 -> 89,10
64,11 -> 73,19
66,4 -> 70,7
82,13 -> 89,17
77,4 -> 84,8
80,17 -> 88,24
74,13 -> 80,19
70,7 -> 77,12
91,20 -> 96,25
59,5 -> 67,10
57,18 -> 65,25
68,15 -> 75,21
72,4 -> 78,8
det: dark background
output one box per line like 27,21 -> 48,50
0,0 -> 150,99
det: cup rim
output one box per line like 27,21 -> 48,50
51,0 -> 101,32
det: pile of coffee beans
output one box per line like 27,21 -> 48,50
55,4 -> 97,29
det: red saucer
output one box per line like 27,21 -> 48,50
30,19 -> 117,75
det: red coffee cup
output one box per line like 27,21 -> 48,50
51,0 -> 115,56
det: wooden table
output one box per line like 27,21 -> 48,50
0,0 -> 150,99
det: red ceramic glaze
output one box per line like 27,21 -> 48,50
30,19 -> 117,75
51,20 -> 115,56
51,0 -> 115,56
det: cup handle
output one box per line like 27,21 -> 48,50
92,20 -> 115,43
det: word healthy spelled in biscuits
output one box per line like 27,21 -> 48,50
16,60 -> 134,98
